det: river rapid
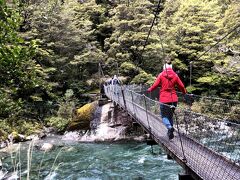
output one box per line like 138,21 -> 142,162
0,137 -> 182,180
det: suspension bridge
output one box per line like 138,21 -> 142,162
103,85 -> 240,180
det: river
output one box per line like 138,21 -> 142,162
1,139 -> 182,179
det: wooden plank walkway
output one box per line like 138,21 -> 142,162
106,88 -> 240,180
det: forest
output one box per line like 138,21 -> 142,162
0,0 -> 239,137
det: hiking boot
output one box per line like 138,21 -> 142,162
167,128 -> 174,140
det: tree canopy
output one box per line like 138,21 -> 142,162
0,0 -> 239,135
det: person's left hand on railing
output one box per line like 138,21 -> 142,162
184,93 -> 194,105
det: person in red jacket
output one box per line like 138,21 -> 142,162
147,59 -> 187,140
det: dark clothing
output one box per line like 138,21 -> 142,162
112,78 -> 120,85
160,102 -> 177,128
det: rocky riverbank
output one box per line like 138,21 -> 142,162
0,101 -> 146,153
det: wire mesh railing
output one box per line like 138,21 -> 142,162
176,92 -> 240,123
104,84 -> 240,180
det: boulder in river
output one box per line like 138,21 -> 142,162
40,143 -> 54,152
8,132 -> 26,143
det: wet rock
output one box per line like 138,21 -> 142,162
0,141 -> 7,149
26,135 -> 40,141
40,143 -> 54,152
37,131 -> 47,139
43,127 -> 57,134
8,132 -> 26,143
0,171 -> 18,180
133,135 -> 147,142
0,144 -> 20,154
62,131 -> 80,141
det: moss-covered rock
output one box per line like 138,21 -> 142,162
68,102 -> 97,131
8,131 -> 26,142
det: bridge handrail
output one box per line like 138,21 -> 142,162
124,84 -> 240,103
104,84 -> 240,165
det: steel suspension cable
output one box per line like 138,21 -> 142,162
196,23 -> 240,62
189,23 -> 240,85
142,0 -> 162,53
137,0 -> 162,66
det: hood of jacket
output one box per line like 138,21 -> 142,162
161,68 -> 176,80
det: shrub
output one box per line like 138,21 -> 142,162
227,106 -> 240,123
13,120 -> 43,136
45,116 -> 70,132
120,62 -> 139,77
131,71 -> 155,85
0,119 -> 43,138
44,89 -> 76,132
0,90 -> 23,119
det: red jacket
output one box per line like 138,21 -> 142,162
148,68 -> 187,103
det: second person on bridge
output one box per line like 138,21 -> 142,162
147,56 -> 187,140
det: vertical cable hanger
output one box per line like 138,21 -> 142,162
135,0 -> 163,68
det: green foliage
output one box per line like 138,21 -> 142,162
22,0 -> 107,96
120,62 -> 140,83
0,120 -> 13,140
131,71 -> 155,85
45,116 -> 70,132
45,89 -> 76,132
105,0 -> 162,73
159,0 -> 221,72
186,85 -> 198,93
0,89 -> 22,118
57,89 -> 75,119
0,119 -> 43,138
0,0 -> 240,138
0,0 -> 50,123
191,97 -> 240,122
228,106 -> 240,123
157,0 -> 239,97
12,120 -> 43,136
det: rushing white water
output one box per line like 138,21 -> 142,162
63,102 -> 138,142
0,141 -> 182,179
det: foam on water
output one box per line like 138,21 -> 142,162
1,142 -> 182,179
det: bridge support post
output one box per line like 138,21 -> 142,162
167,154 -> 173,160
146,138 -> 157,145
121,88 -> 127,110
107,110 -> 112,122
178,173 -> 194,180
98,98 -> 109,106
